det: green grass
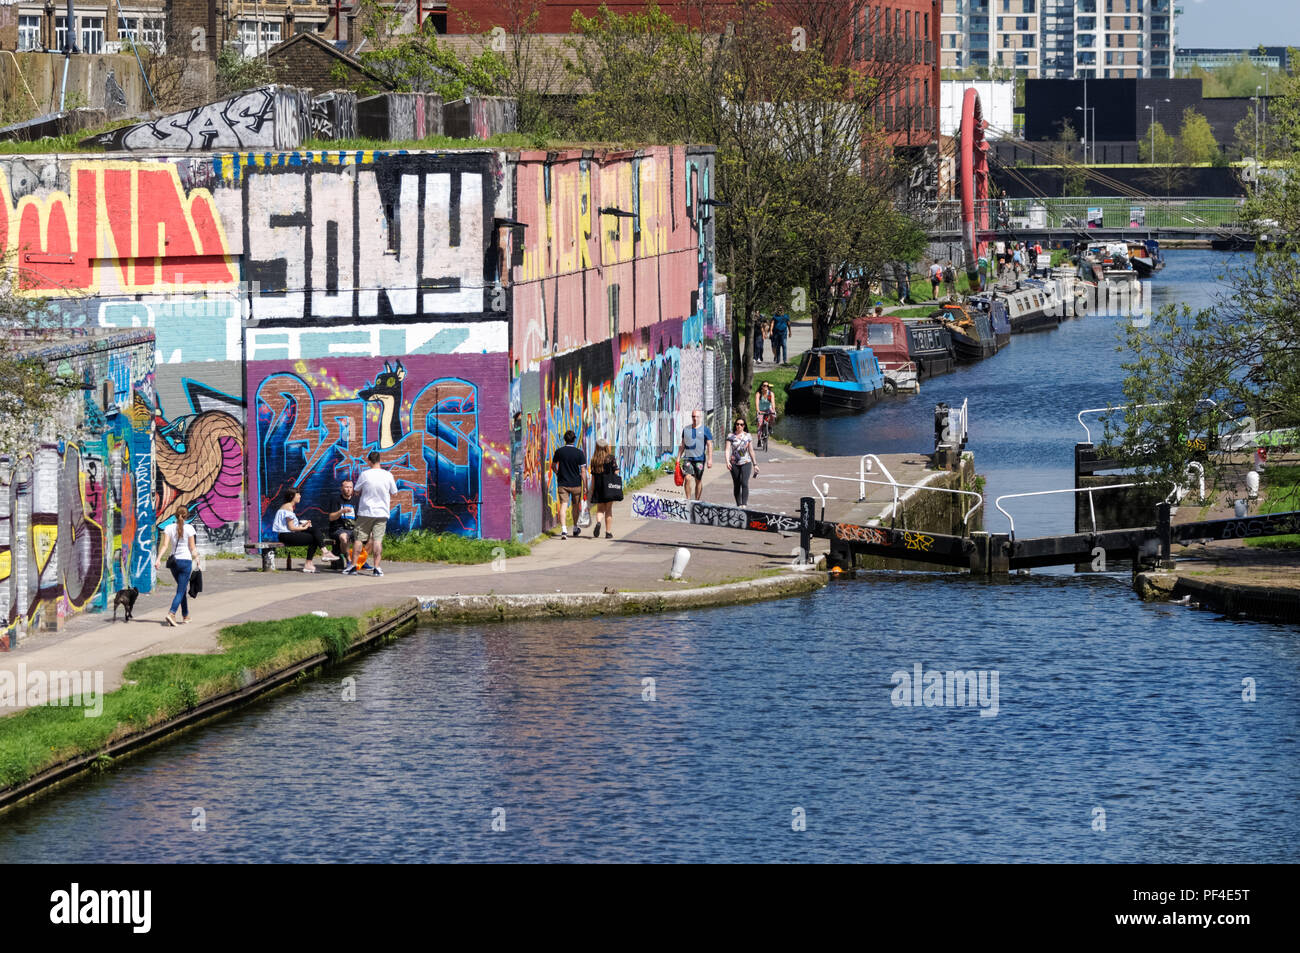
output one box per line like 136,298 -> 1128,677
748,364 -> 799,426
269,532 -> 528,565
0,116 -> 137,153
365,532 -> 528,563
1245,464 -> 1300,550
0,615 -> 361,790
892,306 -> 943,318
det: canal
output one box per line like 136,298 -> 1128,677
1,251 -> 1295,862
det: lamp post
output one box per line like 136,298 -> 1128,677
1144,98 -> 1169,166
1254,85 -> 1262,195
1075,105 -> 1094,165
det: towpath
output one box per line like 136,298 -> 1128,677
1,447 -> 939,712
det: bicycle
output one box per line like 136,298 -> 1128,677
757,412 -> 774,452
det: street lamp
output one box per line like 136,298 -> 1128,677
1253,85 -> 1262,195
1075,105 -> 1095,165
1144,98 -> 1170,165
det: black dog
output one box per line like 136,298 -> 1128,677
113,588 -> 139,622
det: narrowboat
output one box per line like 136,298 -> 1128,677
935,303 -> 997,363
852,313 -> 956,390
786,347 -> 888,415
970,279 -> 1061,335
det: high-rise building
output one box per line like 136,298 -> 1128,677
941,0 -> 1176,79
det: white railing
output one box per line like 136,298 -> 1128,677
1077,399 -> 1217,444
994,483 -> 1150,539
813,474 -> 983,529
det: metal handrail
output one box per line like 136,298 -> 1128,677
813,474 -> 984,530
858,454 -> 899,509
1076,399 -> 1218,443
994,483 -> 1149,539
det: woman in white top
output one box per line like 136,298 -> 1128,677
272,488 -> 338,573
155,504 -> 199,626
724,417 -> 758,507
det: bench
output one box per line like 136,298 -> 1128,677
245,541 -> 293,572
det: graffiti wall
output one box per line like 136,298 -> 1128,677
1,149 -> 512,551
0,331 -> 155,649
509,146 -> 723,540
247,353 -> 511,544
79,86 -> 312,151
0,145 -> 721,553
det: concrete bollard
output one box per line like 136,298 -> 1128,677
1234,499 -> 1248,518
670,547 -> 691,579
1246,471 -> 1260,500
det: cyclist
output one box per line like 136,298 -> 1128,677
754,381 -> 777,449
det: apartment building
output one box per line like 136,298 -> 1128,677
941,0 -> 1176,78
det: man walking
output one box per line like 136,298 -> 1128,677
770,312 -> 790,365
550,430 -> 587,539
345,451 -> 398,577
677,409 -> 713,500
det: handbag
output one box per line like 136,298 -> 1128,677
604,467 -> 625,502
165,555 -> 177,572
673,459 -> 685,487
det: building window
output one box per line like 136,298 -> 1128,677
1016,16 -> 1029,30
120,14 -> 167,50
55,15 -> 69,50
1015,50 -> 1029,66
238,19 -> 282,55
17,15 -> 41,50
1023,34 -> 1035,47
80,16 -> 104,54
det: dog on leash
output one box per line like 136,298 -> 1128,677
113,587 -> 139,622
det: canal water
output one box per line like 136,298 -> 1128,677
1,251 -> 1296,863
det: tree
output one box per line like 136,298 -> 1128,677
1178,107 -> 1220,165
1055,118 -> 1086,196
1138,120 -> 1189,194
567,1 -> 924,411
1112,71 -> 1300,500
340,1 -> 506,100
0,259 -> 68,457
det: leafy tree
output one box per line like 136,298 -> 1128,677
0,261 -> 70,457
1112,71 -> 1300,501
1138,120 -> 1188,193
340,0 -> 506,100
1178,107 -> 1219,165
217,47 -> 280,97
567,1 -> 924,411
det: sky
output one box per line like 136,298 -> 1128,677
1177,0 -> 1300,49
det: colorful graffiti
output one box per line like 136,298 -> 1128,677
0,161 -> 237,295
247,354 -> 511,542
154,380 -> 245,548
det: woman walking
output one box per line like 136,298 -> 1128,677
588,438 -> 620,539
155,504 -> 199,626
725,417 -> 759,507
272,489 -> 338,573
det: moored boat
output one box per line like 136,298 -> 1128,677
786,346 -> 888,415
935,303 -> 997,362
854,312 -> 955,389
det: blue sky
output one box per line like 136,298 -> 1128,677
1178,0 -> 1300,48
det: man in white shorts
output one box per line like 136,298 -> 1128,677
345,450 -> 399,577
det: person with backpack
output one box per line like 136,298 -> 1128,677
769,312 -> 790,365
942,261 -> 957,298
929,261 -> 943,299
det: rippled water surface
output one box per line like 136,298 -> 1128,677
2,251 -> 1296,862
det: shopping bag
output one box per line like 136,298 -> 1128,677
674,459 -> 685,487
577,498 -> 592,527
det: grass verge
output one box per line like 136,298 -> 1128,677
0,614 -> 361,790
1245,464 -> 1300,550
268,533 -> 528,565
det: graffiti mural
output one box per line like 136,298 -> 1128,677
247,354 -> 510,542
154,379 -> 245,549
0,330 -> 155,648
79,86 -> 310,151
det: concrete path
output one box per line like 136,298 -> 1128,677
1,447 -> 936,712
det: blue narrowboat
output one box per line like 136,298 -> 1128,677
786,346 -> 888,415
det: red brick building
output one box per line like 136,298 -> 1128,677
443,0 -> 940,148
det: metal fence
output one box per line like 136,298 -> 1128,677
921,197 -> 1247,234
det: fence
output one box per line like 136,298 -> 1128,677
923,196 -> 1247,233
